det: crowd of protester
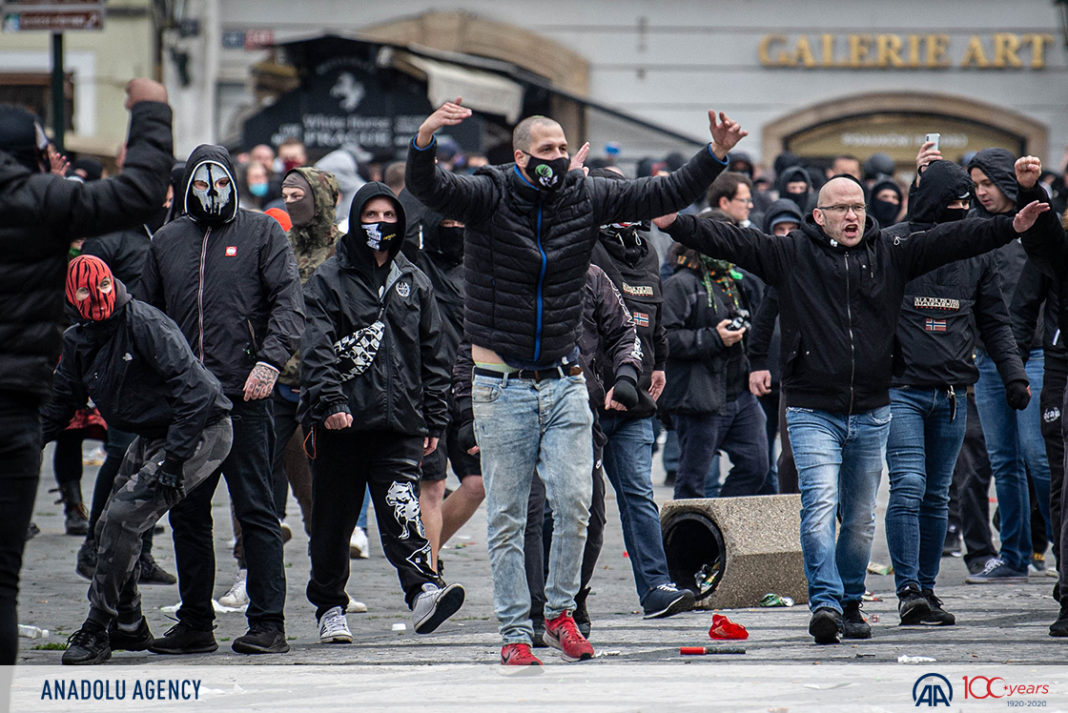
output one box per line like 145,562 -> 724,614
1,80 -> 1067,667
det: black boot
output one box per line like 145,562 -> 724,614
57,481 -> 89,536
1050,600 -> 1068,637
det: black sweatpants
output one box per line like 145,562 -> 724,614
306,428 -> 441,619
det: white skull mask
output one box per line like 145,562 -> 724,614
187,161 -> 235,223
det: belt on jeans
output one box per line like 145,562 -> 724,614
472,365 -> 582,382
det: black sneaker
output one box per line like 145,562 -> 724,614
898,584 -> 932,625
574,587 -> 592,637
920,589 -> 956,626
641,584 -> 696,619
1050,601 -> 1068,637
138,553 -> 177,585
232,623 -> 290,654
75,539 -> 97,580
62,627 -> 111,665
808,607 -> 842,645
108,617 -> 154,651
942,527 -> 962,557
842,600 -> 871,639
148,622 -> 218,655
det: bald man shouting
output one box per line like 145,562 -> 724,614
654,174 -> 1050,645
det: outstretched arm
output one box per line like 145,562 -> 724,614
406,97 -> 498,225
654,212 -> 786,285
590,110 -> 746,225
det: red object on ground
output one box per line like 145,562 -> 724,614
708,614 -> 748,640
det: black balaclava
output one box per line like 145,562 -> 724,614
0,104 -> 48,172
281,171 -> 315,227
869,179 -> 903,226
909,160 -> 974,226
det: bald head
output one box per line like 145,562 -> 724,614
814,176 -> 867,246
513,116 -> 563,153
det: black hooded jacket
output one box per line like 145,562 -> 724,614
1015,185 -> 1068,352
299,182 -> 449,437
885,160 -> 1025,389
776,165 -> 814,213
41,292 -> 231,461
666,206 -> 1026,414
141,144 -> 305,395
406,136 -> 727,368
746,199 -> 805,385
0,101 -> 173,401
590,224 -> 667,419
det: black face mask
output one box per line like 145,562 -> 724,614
870,198 -> 900,226
361,221 -> 400,252
937,207 -> 969,224
523,154 -> 570,191
434,226 -> 464,265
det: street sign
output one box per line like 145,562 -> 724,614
2,1 -> 104,32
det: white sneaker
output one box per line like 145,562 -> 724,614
345,592 -> 368,613
412,582 -> 465,634
219,569 -> 249,608
318,606 -> 352,644
350,526 -> 370,559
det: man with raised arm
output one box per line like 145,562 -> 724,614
654,173 -> 1050,645
406,98 -> 742,665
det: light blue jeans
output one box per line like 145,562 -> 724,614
471,371 -> 593,645
786,405 -> 891,613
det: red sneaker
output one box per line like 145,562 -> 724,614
544,612 -> 594,662
501,643 -> 542,666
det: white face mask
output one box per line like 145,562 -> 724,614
186,161 -> 235,223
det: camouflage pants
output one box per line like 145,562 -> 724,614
86,417 -> 232,626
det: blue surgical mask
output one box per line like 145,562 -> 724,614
248,182 -> 269,198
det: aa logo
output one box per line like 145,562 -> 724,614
912,673 -> 953,707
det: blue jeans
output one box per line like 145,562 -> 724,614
674,392 -> 769,499
974,349 -> 1051,570
787,405 -> 890,613
599,413 -> 672,601
471,372 -> 593,645
885,387 -> 968,592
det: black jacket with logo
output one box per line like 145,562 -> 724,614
299,183 -> 449,437
41,296 -> 230,460
888,160 -> 1025,388
590,228 -> 667,418
0,101 -> 173,401
406,136 -> 725,367
666,210 -> 1025,414
141,144 -> 304,396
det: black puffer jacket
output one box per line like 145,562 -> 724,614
667,209 -> 1025,414
0,101 -> 173,401
887,160 -> 1025,388
406,136 -> 726,367
41,295 -> 230,460
590,225 -> 667,419
299,183 -> 449,436
141,144 -> 304,395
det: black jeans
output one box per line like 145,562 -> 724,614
306,428 -> 440,619
951,391 -> 997,568
169,398 -> 285,631
0,393 -> 42,664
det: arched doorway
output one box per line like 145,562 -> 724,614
761,92 -> 1048,169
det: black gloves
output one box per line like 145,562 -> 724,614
456,407 -> 477,453
157,454 -> 185,497
1005,379 -> 1031,411
611,375 -> 640,410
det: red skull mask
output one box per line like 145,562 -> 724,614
66,255 -> 116,321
